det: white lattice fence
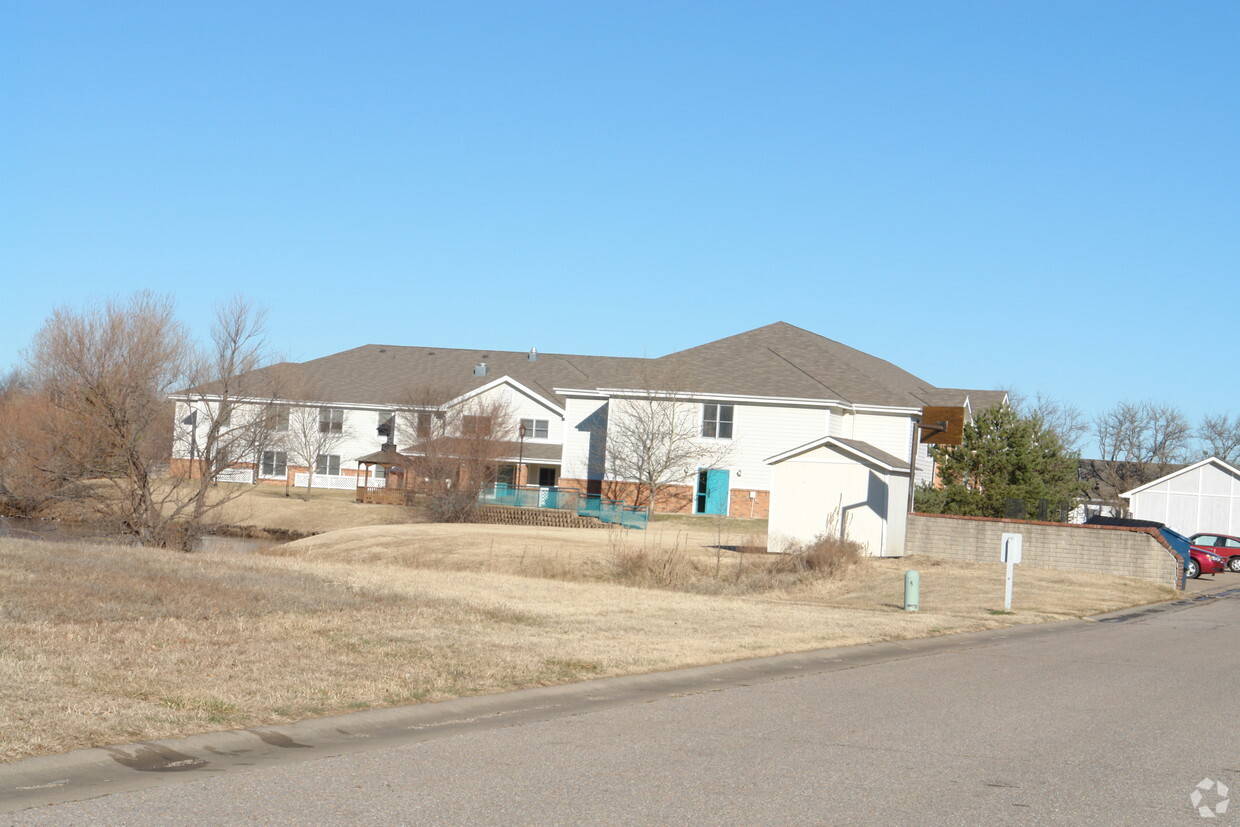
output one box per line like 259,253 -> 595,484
215,468 -> 256,484
292,473 -> 357,491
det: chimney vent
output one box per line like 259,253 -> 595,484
528,347 -> 538,362
473,362 -> 488,377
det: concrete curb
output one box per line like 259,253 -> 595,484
1,617 -> 1102,813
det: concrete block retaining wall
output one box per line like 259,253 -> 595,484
906,513 -> 1183,589
474,505 -> 606,530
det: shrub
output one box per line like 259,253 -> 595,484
770,533 -> 863,578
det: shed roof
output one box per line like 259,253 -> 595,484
764,435 -> 911,472
1121,456 -> 1240,498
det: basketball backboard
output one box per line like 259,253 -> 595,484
919,406 -> 966,445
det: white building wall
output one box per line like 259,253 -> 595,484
562,395 -> 832,494
560,396 -> 609,481
1130,463 -> 1240,536
727,403 -> 831,491
912,441 -> 935,488
850,411 -> 916,460
465,384 -> 564,448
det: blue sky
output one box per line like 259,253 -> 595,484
4,2 -> 1238,449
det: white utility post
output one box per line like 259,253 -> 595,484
1001,532 -> 1023,612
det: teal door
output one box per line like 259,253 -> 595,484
695,468 -> 730,515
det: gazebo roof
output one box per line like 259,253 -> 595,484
356,446 -> 414,467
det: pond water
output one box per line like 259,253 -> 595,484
0,516 -> 279,553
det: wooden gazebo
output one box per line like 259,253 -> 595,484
355,445 -> 417,505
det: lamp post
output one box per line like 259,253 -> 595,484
517,422 -> 527,490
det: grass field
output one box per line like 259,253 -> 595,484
0,522 -> 1173,762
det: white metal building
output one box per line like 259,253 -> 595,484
1122,457 -> 1240,537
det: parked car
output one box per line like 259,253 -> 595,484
1188,533 -> 1240,573
1160,528 -> 1226,579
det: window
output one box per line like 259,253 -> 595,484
265,406 -> 290,432
377,411 -> 396,440
217,403 -> 232,427
462,414 -> 492,436
413,411 -> 432,438
260,450 -> 287,478
315,454 -> 341,476
702,404 -> 734,439
520,418 -> 549,439
319,408 -> 344,433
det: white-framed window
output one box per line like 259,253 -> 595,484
316,454 -> 342,476
217,402 -> 232,427
702,404 -> 734,439
319,408 -> 344,433
261,450 -> 287,478
373,464 -> 387,480
520,418 -> 549,439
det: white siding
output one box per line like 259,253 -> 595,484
466,384 -> 564,449
727,403 -> 830,490
850,411 -> 915,461
569,396 -> 832,493
1130,462 -> 1240,536
561,396 -> 609,481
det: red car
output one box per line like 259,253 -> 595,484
1156,527 -> 1225,579
1189,533 -> 1240,573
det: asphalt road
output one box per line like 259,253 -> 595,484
5,586 -> 1240,825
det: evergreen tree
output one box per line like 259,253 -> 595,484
915,403 -> 1082,519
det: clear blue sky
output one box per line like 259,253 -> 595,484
4,2 -> 1238,449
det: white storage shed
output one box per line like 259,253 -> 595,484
1122,457 -> 1240,537
764,436 -> 911,557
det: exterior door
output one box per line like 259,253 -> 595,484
695,468 -> 730,515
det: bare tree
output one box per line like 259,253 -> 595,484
23,292 -> 279,548
398,390 -> 516,521
1198,413 -> 1240,466
174,296 -> 282,520
281,401 -> 353,500
1010,390 -> 1089,454
1091,400 -> 1193,510
0,384 -> 81,515
604,377 -> 734,514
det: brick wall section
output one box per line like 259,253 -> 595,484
906,513 -> 1183,589
473,504 -> 607,530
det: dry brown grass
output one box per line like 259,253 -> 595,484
1,521 -> 1173,763
35,481 -> 429,538
207,483 -> 428,535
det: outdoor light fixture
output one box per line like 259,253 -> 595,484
517,422 -> 527,487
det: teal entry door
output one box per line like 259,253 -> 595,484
695,468 -> 730,515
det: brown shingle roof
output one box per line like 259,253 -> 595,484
641,322 -> 962,407
179,322 -> 1004,411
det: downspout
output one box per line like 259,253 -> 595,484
906,414 -> 920,517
